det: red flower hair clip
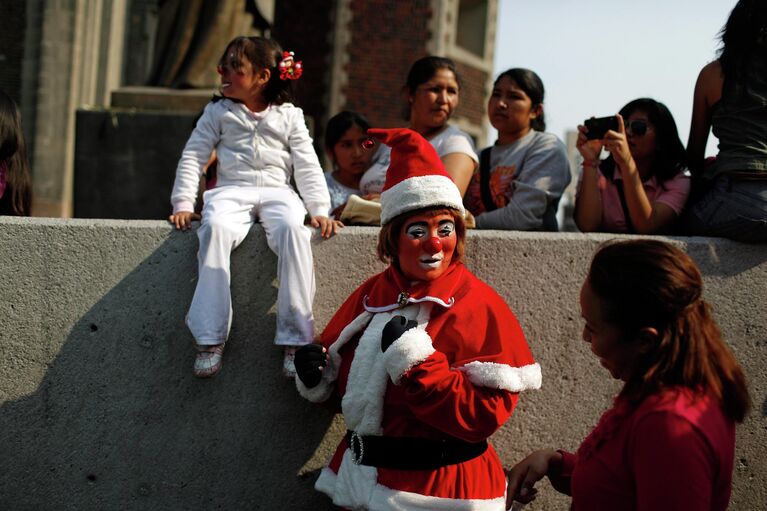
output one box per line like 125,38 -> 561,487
278,51 -> 303,80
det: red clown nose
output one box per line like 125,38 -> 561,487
423,236 -> 442,254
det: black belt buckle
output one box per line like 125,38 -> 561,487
349,431 -> 365,465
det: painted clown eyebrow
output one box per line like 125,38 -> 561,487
438,220 -> 455,233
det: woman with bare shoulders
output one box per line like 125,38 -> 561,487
682,0 -> 767,242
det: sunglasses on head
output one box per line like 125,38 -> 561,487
625,120 -> 650,136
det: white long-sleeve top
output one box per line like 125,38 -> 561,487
170,99 -> 331,218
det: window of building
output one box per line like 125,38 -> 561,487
455,0 -> 488,57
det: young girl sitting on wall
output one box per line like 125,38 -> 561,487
168,36 -> 339,378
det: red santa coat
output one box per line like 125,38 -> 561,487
297,262 -> 541,510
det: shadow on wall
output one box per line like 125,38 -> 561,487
682,238 -> 767,278
0,231 -> 336,510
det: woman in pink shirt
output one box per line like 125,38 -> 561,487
506,239 -> 750,511
574,98 -> 690,233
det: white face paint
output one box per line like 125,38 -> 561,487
398,214 -> 456,281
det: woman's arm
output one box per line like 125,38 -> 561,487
603,116 -> 680,234
573,125 -> 606,232
506,449 -> 573,507
687,61 -> 723,177
441,152 -> 475,196
574,163 -> 604,232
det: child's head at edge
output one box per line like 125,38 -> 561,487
0,90 -> 32,216
216,36 -> 295,108
324,111 -> 373,177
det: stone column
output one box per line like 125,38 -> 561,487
24,0 -> 127,217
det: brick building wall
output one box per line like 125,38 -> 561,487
454,61 -> 488,127
343,0 -> 433,128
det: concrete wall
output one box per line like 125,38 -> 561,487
0,217 -> 764,510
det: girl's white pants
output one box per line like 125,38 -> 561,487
187,185 -> 315,347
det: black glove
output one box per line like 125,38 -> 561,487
381,316 -> 418,352
294,344 -> 327,388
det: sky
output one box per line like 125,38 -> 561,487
492,0 -> 737,157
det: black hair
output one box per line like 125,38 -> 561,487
402,56 -> 462,121
494,68 -> 546,131
0,90 -> 32,216
219,36 -> 294,105
718,0 -> 767,92
600,98 -> 686,184
324,111 -> 371,151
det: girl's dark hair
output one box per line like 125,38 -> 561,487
600,98 -> 686,184
220,36 -> 294,105
718,0 -> 767,91
402,56 -> 462,121
377,207 -> 465,267
324,111 -> 371,151
494,68 -> 546,131
588,239 -> 750,423
0,90 -> 32,216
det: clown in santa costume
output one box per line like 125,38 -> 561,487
294,128 -> 541,510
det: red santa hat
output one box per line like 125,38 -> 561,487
367,128 -> 465,225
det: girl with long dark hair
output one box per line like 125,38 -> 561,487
683,0 -> 767,242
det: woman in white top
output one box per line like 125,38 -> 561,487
359,56 -> 478,198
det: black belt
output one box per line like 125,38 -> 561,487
345,430 -> 488,471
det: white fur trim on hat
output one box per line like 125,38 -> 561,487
458,361 -> 542,392
380,174 -> 465,224
382,327 -> 436,384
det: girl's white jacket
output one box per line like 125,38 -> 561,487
170,99 -> 331,217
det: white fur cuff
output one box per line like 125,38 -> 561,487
459,361 -> 542,392
295,374 -> 335,403
382,328 -> 435,384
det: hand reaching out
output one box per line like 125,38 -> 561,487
505,449 -> 562,507
310,215 -> 344,238
168,211 -> 201,230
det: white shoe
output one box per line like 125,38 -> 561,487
194,344 -> 224,378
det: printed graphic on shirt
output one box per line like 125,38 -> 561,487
464,164 -> 517,214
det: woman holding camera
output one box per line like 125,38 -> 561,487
574,98 -> 690,234
464,68 -> 571,231
506,239 -> 750,510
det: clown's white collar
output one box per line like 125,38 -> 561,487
362,262 -> 465,312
